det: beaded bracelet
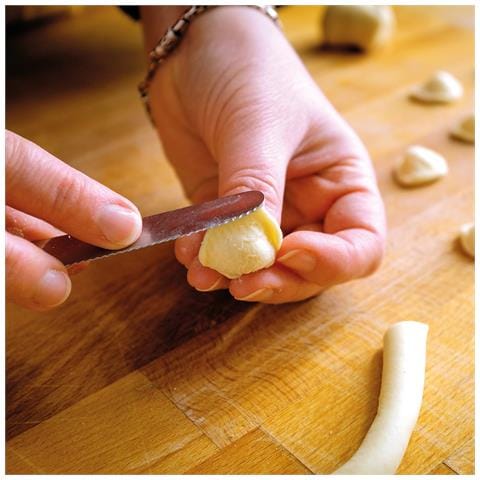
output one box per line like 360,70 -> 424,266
138,5 -> 281,125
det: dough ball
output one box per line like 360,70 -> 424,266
459,223 -> 474,258
394,145 -> 448,187
198,206 -> 283,279
451,114 -> 475,144
322,6 -> 395,51
410,70 -> 463,103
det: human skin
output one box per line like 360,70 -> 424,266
5,6 -> 386,310
6,131 -> 142,311
141,6 -> 387,303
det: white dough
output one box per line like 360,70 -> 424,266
410,70 -> 463,103
323,6 -> 395,51
198,206 -> 282,279
451,114 -> 475,144
394,145 -> 448,187
459,223 -> 474,258
333,321 -> 429,475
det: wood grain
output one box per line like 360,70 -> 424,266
6,5 -> 474,474
430,463 -> 457,475
6,371 -> 219,474
444,438 -> 475,475
186,428 -> 311,475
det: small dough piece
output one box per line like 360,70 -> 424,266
333,321 -> 429,475
451,114 -> 475,144
322,6 -> 395,51
198,206 -> 282,279
394,145 -> 448,187
459,223 -> 474,258
410,70 -> 463,103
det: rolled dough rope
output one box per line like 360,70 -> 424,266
333,321 -> 429,475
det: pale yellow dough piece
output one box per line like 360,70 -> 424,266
459,223 -> 474,258
451,114 -> 475,144
333,321 -> 429,475
198,206 -> 282,279
411,70 -> 463,103
323,6 -> 395,51
394,145 -> 448,187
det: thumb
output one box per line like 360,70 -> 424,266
6,232 -> 71,311
215,118 -> 292,223
174,122 -> 292,291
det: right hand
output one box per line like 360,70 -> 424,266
6,130 -> 142,311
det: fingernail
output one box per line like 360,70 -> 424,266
277,249 -> 317,272
33,270 -> 71,307
196,278 -> 224,292
97,205 -> 142,246
237,288 -> 273,302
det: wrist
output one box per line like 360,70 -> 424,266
140,6 -> 189,53
140,6 -> 287,126
183,7 -> 283,55
172,7 -> 290,90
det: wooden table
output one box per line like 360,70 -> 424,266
6,6 -> 474,474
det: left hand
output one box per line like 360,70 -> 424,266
142,6 -> 386,303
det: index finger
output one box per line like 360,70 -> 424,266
6,130 -> 142,250
277,189 -> 386,286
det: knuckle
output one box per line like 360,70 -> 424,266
5,131 -> 27,186
5,130 -> 20,159
364,231 -> 386,277
49,172 -> 88,217
6,236 -> 29,279
187,176 -> 218,205
227,167 -> 279,201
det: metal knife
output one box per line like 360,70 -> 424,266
35,190 -> 264,267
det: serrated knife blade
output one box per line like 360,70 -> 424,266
35,190 -> 264,266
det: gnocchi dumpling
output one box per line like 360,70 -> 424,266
199,206 -> 282,279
